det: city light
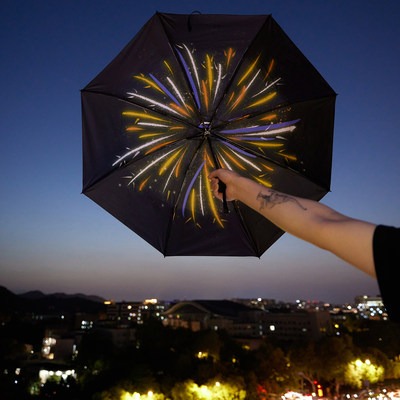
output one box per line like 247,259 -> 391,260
196,351 -> 209,359
283,391 -> 312,400
345,359 -> 384,389
343,389 -> 400,400
5,291 -> 397,399
39,369 -> 76,384
144,298 -> 158,304
121,391 -> 162,400
121,381 -> 246,400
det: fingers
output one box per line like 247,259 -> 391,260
209,168 -> 242,202
208,169 -> 221,180
209,177 -> 221,199
208,168 -> 237,201
208,169 -> 221,197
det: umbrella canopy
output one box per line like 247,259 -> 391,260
81,12 -> 336,256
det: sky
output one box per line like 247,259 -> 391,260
1,0 -> 399,305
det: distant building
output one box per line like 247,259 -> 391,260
41,329 -> 76,361
105,301 -> 142,323
163,300 -> 264,336
74,312 -> 103,330
354,295 -> 387,320
104,299 -> 171,324
94,327 -> 137,347
163,300 -> 332,342
262,309 -> 332,341
231,297 -> 277,310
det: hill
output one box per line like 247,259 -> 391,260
0,286 -> 106,316
20,290 -> 104,303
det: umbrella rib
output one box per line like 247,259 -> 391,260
81,88 -> 201,130
210,132 -> 330,192
206,137 -> 261,256
162,138 -> 206,256
207,15 -> 271,128
157,13 -> 203,124
82,135 -> 193,193
211,93 -> 337,132
231,200 -> 262,258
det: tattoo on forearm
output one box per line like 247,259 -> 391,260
257,190 -> 307,211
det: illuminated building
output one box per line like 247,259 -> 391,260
263,311 -> 332,340
41,330 -> 76,360
163,300 -> 266,338
163,300 -> 332,341
263,310 -> 332,341
74,312 -> 101,330
104,299 -> 170,324
38,367 -> 77,384
354,295 -> 387,320
232,297 -> 277,310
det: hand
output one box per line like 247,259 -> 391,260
208,169 -> 243,202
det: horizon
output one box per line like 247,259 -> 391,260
7,285 -> 380,306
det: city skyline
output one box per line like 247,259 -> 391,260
1,1 -> 399,306
5,284 -> 380,307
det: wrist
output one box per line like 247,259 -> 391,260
232,176 -> 250,203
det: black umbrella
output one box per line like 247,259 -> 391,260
81,12 -> 336,256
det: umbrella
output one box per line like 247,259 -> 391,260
81,12 -> 336,256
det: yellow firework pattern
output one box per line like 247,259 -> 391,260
113,45 -> 300,228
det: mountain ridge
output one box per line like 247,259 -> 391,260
19,289 -> 105,303
0,286 -> 106,315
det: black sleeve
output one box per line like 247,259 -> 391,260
373,225 -> 400,323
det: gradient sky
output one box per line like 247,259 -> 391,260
1,0 -> 399,304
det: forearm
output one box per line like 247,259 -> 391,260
231,176 -> 377,277
233,176 -> 336,245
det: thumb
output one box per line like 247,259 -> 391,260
208,168 -> 221,180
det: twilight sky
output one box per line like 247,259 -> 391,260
1,0 -> 399,304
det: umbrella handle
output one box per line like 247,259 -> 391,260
217,180 -> 229,214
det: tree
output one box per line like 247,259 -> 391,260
171,379 -> 246,400
344,359 -> 384,389
290,341 -> 319,393
316,335 -> 356,396
252,345 -> 295,394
